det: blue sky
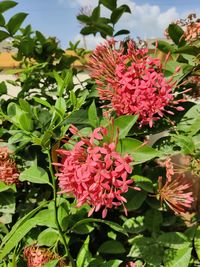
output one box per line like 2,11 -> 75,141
4,0 -> 200,49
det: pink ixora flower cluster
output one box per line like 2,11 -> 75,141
88,39 -> 185,127
0,146 -> 19,185
55,125 -> 134,218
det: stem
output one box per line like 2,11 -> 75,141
47,150 -> 76,267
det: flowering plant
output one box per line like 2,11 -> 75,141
0,1 -> 199,267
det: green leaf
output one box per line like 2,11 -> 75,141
88,101 -> 98,128
43,259 -> 61,267
38,228 -> 59,247
18,112 -> 33,132
111,5 -> 131,24
0,30 -> 10,42
113,115 -> 138,139
123,216 -> 145,234
114,29 -> 130,36
43,259 -> 60,267
6,12 -> 28,35
100,260 -> 122,267
33,97 -> 52,109
0,202 -> 47,249
34,209 -> 57,228
0,218 -> 36,261
163,246 -> 192,267
177,104 -> 200,136
117,138 -> 159,163
0,82 -> 7,95
0,192 -> 15,214
0,1 -> 17,13
125,190 -> 147,211
77,14 -> 91,24
98,240 -> 125,254
158,232 -> 190,249
157,40 -> 175,53
0,14 -> 5,26
80,26 -> 96,35
55,97 -> 66,116
77,236 -> 92,267
144,209 -> 163,233
71,218 -> 128,236
0,182 -> 16,193
96,23 -> 113,36
91,6 -> 100,22
175,46 -> 200,56
194,226 -> 200,260
19,165 -> 51,185
168,23 -> 186,47
128,236 -> 164,266
171,135 -> 195,154
100,0 -> 117,11
132,175 -> 154,193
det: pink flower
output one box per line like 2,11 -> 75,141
24,245 -> 65,267
55,126 -> 134,218
88,39 -> 185,127
0,146 -> 19,185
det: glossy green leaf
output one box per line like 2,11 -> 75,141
111,5 -> 131,24
158,232 -> 190,249
114,29 -> 130,36
163,247 -> 192,267
113,115 -> 138,139
132,175 -> 154,193
144,209 -> 163,233
177,104 -> 200,135
128,236 -> 164,266
6,12 -> 28,35
19,165 -> 51,185
18,112 -> 33,132
99,241 -> 125,254
91,5 -> 100,22
33,97 -> 52,108
0,30 -> 10,42
71,218 -> 128,236
157,40 -> 175,53
0,14 -> 5,26
96,23 -> 113,36
125,190 -> 147,211
43,259 -> 61,267
77,14 -> 91,24
77,236 -> 92,267
80,26 -> 96,35
88,100 -> 98,128
38,228 -> 59,246
100,0 -> 117,11
0,218 -> 36,261
168,23 -> 186,46
194,226 -> 200,260
0,1 -> 17,13
117,138 -> 159,163
0,82 -> 7,95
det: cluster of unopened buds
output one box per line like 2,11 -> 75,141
0,146 -> 19,185
88,38 -> 187,127
54,124 -> 138,218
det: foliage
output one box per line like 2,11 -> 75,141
0,1 -> 200,267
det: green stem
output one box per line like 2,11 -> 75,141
47,150 -> 76,267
